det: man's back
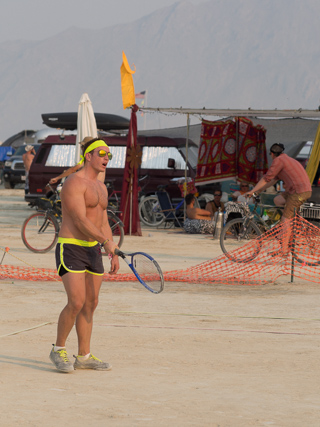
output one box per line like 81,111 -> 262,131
22,152 -> 34,172
266,153 -> 311,194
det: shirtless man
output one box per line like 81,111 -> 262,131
184,193 -> 216,234
22,145 -> 36,194
49,137 -> 119,373
185,193 -> 212,220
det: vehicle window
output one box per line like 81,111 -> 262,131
141,147 -> 186,169
45,145 -> 76,167
42,144 -> 188,170
35,146 -> 49,164
178,145 -> 198,169
107,146 -> 187,170
13,146 -> 28,155
107,146 -> 126,168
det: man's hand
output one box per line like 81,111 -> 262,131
109,255 -> 119,274
49,177 -> 59,184
103,240 -> 118,256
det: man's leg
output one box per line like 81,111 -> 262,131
75,273 -> 103,356
278,192 -> 311,255
274,194 -> 286,207
73,273 -> 111,370
56,272 -> 87,347
50,272 -> 86,372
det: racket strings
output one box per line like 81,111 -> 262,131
132,254 -> 163,293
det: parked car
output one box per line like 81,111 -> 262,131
3,144 -> 41,189
26,134 -> 201,203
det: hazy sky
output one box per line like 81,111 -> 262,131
1,0 -> 206,43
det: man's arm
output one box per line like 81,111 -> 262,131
100,209 -> 119,274
49,163 -> 83,184
247,178 -> 278,197
195,207 -> 212,217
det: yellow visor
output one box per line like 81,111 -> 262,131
78,139 -> 109,165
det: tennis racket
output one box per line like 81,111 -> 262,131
115,249 -> 164,294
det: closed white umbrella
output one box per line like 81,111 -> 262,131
74,93 -> 98,163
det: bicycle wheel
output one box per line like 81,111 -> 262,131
291,223 -> 320,266
220,218 -> 262,263
21,212 -> 59,253
108,210 -> 124,248
139,196 -> 164,227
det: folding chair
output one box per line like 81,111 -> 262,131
155,190 -> 184,228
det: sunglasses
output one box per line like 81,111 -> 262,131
94,149 -> 112,160
214,193 -> 222,197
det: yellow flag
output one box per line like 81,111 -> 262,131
306,122 -> 320,184
120,51 -> 136,109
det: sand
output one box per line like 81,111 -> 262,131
0,189 -> 319,426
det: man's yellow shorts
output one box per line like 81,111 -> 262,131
282,191 -> 312,219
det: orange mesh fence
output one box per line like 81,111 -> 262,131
1,215 -> 320,285
165,215 -> 320,285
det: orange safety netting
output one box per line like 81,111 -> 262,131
1,215 -> 320,285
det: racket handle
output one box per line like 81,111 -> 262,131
114,248 -> 125,257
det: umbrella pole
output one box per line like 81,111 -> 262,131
184,114 -> 190,220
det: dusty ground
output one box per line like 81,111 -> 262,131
0,189 -> 319,426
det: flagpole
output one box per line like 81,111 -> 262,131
144,90 -> 148,130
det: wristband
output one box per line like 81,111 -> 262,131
102,239 -> 110,246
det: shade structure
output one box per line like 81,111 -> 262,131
120,105 -> 142,236
75,93 -> 98,163
195,117 -> 268,185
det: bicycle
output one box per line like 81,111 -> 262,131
21,184 -> 124,253
106,179 -> 122,212
220,193 -> 320,266
138,183 -> 205,227
138,185 -> 186,227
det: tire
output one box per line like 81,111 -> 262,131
220,218 -> 262,263
107,210 -> 124,248
139,196 -> 164,227
291,221 -> 320,266
21,212 -> 59,253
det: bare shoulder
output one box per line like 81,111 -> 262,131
61,174 -> 86,197
97,179 -> 108,195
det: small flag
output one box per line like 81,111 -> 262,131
135,91 -> 146,99
120,51 -> 136,109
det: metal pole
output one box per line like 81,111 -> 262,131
185,114 -> 190,189
290,209 -> 297,283
235,117 -> 239,181
184,114 -> 190,220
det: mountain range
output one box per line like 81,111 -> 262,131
0,0 -> 320,142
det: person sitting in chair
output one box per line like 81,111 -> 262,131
205,190 -> 225,216
232,182 -> 254,204
184,193 -> 215,234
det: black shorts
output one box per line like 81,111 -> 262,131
55,237 -> 104,277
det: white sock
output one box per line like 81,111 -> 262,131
78,353 -> 90,360
53,345 -> 65,352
